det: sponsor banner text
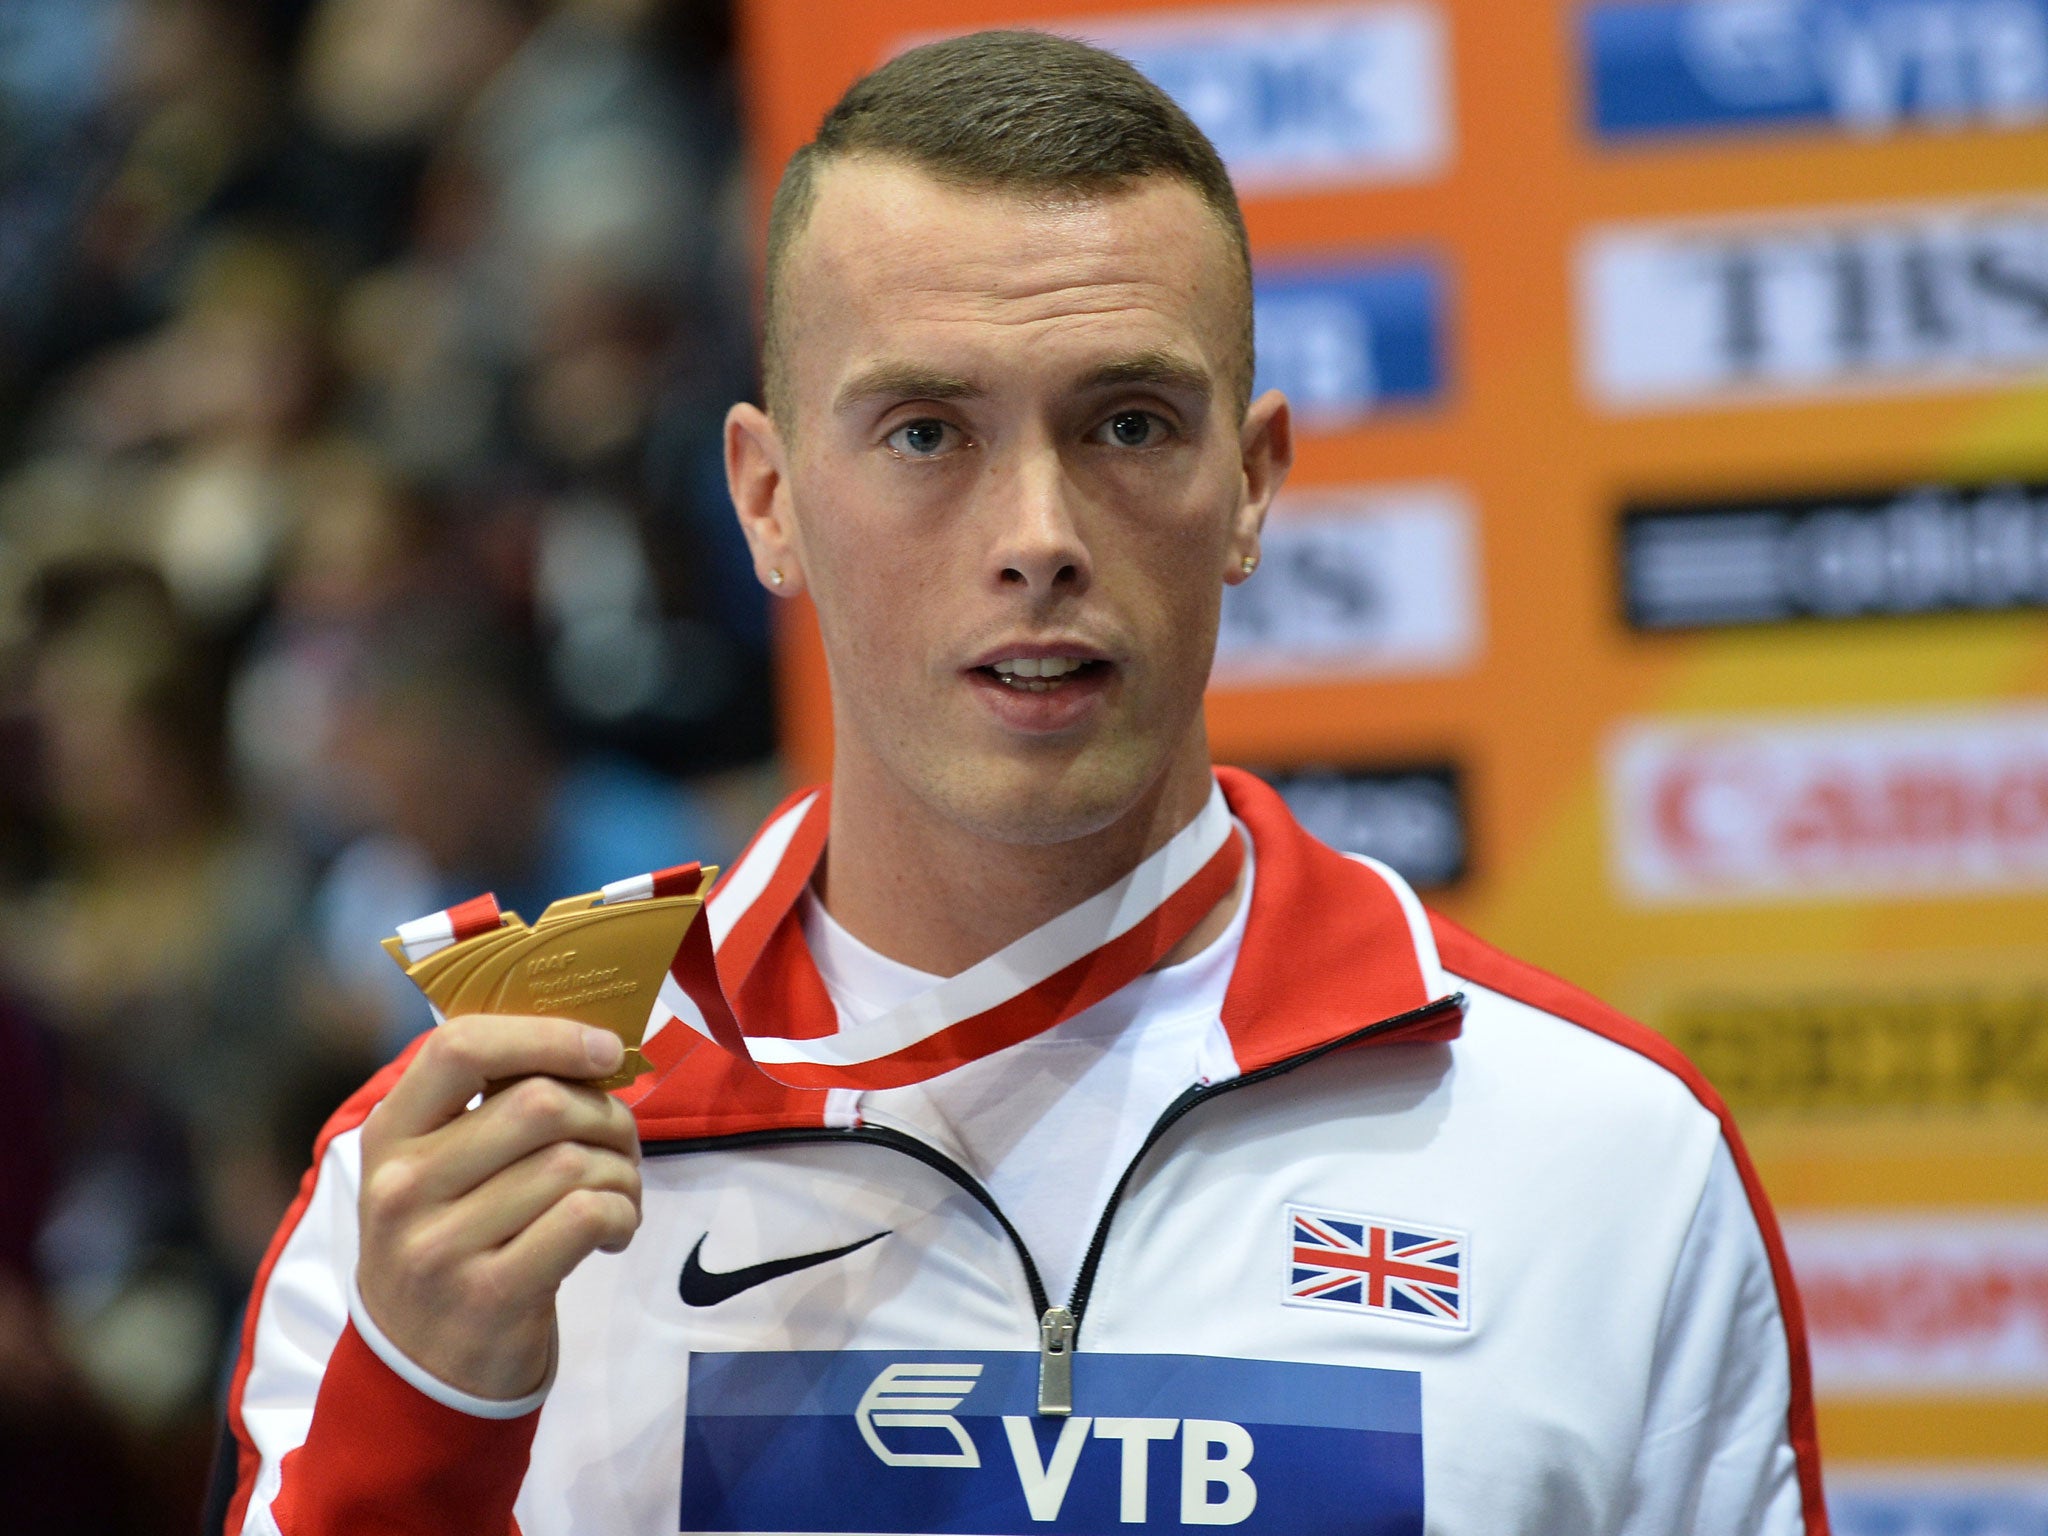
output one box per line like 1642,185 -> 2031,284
1214,483 -> 1477,682
1608,706 -> 2048,904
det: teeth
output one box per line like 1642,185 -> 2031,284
991,656 -> 1087,679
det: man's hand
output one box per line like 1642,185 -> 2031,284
355,1016 -> 643,1401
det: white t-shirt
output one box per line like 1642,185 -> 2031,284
797,841 -> 1254,1306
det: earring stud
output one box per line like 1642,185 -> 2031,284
769,568 -> 785,587
1241,555 -> 1258,575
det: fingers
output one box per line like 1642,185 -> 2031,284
430,1137 -> 642,1255
352,1013 -> 644,1400
387,1074 -> 640,1208
375,1014 -> 626,1141
493,1182 -> 644,1294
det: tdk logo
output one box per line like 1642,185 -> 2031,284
1085,2 -> 1452,193
682,1349 -> 1424,1534
1580,197 -> 2048,409
1252,260 -> 1448,428
1585,0 -> 2048,141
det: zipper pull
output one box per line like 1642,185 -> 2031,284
1037,1306 -> 1075,1416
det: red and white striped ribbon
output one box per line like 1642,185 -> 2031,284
600,863 -> 704,905
658,781 -> 1245,1091
393,791 -> 1241,1093
394,893 -> 505,963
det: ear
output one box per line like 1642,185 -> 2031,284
725,402 -> 806,596
1224,389 -> 1293,585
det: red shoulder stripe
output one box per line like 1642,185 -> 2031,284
222,1032 -> 429,1536
1428,913 -> 1828,1536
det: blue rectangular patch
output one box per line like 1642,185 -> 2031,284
1583,0 -> 2048,143
681,1349 -> 1423,1534
1100,6 -> 1449,194
1252,260 -> 1447,428
1829,1482 -> 2048,1536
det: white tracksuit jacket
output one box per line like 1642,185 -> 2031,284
215,768 -> 1827,1536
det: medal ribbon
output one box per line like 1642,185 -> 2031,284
662,780 -> 1245,1091
394,893 -> 504,963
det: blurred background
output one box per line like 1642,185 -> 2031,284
3,0 -> 2046,1531
0,0 -> 776,1526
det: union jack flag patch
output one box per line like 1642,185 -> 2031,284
1284,1204 -> 1468,1329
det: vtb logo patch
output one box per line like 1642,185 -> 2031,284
1284,1204 -> 1468,1329
855,1362 -> 984,1468
681,1349 -> 1423,1534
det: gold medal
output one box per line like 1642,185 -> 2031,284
382,865 -> 717,1090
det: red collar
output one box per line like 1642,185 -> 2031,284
629,765 -> 1463,1140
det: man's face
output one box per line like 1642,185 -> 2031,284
734,157 -> 1289,846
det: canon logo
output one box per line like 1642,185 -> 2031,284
1609,708 -> 2048,902
1654,750 -> 2048,854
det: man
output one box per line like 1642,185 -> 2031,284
216,31 -> 1826,1536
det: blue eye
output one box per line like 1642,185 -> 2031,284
1104,411 -> 1162,447
887,419 -> 954,456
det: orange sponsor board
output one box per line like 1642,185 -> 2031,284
739,0 -> 2048,1480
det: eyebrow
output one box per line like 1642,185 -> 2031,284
833,363 -> 980,414
1076,351 -> 1216,399
829,350 -> 1217,416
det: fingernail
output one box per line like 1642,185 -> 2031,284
583,1027 -> 624,1070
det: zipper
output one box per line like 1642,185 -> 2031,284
1063,992 -> 1466,1332
644,1122 -> 1073,1409
643,991 -> 1462,1417
1036,1306 -> 1076,1416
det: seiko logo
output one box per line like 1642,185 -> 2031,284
1214,484 -> 1477,682
1586,0 -> 2048,141
1580,198 -> 2048,408
1663,973 -> 2048,1113
1081,2 -> 1451,193
1621,478 -> 2048,629
1607,707 -> 2048,903
1251,260 -> 1448,427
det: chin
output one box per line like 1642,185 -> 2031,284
918,746 -> 1164,849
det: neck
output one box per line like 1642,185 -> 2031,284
814,736 -> 1240,978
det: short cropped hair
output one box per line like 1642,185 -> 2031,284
762,30 -> 1254,424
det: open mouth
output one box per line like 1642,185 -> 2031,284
977,657 -> 1110,693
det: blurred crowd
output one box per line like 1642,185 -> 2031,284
0,1 -> 778,1526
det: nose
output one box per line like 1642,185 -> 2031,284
986,444 -> 1091,597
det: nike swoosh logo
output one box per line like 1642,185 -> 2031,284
679,1229 -> 891,1307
